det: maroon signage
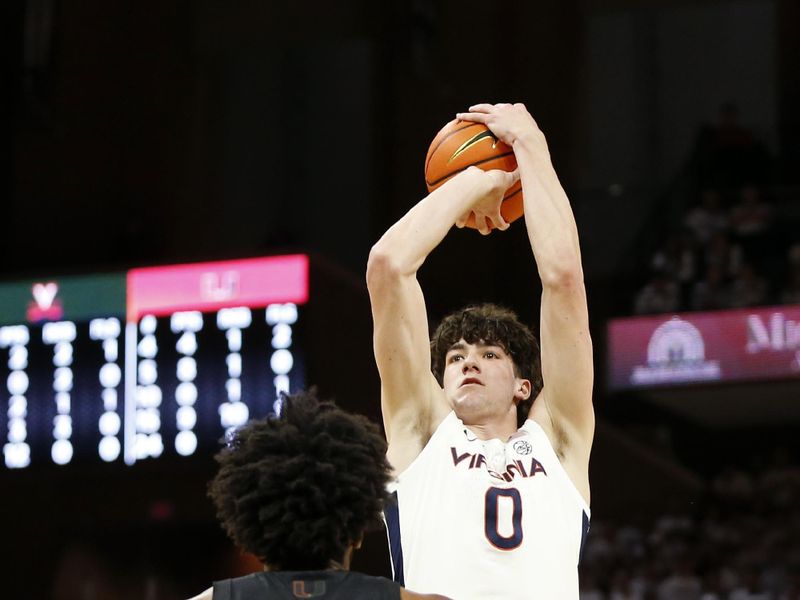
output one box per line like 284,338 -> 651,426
607,305 -> 800,390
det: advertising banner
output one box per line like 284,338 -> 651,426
607,306 -> 800,390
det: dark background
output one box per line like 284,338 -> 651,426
2,0 -> 799,598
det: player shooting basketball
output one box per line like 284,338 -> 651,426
367,103 -> 594,599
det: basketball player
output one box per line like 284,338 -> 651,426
188,390 -> 449,600
366,103 -> 594,599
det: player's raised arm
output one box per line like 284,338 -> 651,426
456,104 -> 594,481
367,167 -> 516,468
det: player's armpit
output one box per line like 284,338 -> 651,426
383,377 -> 448,474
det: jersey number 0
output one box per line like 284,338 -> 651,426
484,487 -> 523,550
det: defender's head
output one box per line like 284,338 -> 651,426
208,389 -> 392,570
431,304 -> 542,427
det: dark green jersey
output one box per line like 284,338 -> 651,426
212,570 -> 401,600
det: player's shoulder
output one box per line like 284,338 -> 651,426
341,572 -> 405,598
345,573 -> 452,600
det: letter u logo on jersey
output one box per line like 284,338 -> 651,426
292,580 -> 326,598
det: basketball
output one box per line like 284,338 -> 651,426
424,119 -> 523,229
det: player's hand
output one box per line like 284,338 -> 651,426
455,167 -> 518,235
456,103 -> 548,156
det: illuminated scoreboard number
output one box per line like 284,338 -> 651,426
124,303 -> 305,464
0,304 -> 304,468
1,318 -> 124,469
1,325 -> 32,468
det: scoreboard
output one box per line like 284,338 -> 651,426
0,254 -> 309,469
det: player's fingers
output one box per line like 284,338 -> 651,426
456,111 -> 488,124
486,168 -> 516,192
468,103 -> 495,113
477,217 -> 491,236
457,209 -> 475,228
494,212 -> 510,231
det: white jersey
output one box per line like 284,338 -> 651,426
384,411 -> 590,600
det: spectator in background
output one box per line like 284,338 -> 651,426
610,569 -> 644,600
634,271 -> 681,315
728,263 -> 768,308
728,568 -> 771,600
650,231 -> 698,299
762,546 -> 792,599
758,446 -> 800,511
691,265 -> 731,311
685,189 -> 729,245
656,558 -> 701,600
701,232 -> 742,280
699,570 -> 726,600
729,184 -> 774,265
630,564 -> 659,600
730,185 -> 772,238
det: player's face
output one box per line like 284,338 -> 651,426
442,339 -> 530,424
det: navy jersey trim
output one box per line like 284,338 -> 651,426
578,510 -> 590,565
384,491 -> 405,586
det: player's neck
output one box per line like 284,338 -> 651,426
464,416 -> 518,442
262,553 -> 352,573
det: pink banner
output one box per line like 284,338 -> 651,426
127,254 -> 309,320
607,305 -> 800,390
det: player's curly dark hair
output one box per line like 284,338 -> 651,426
208,389 -> 392,570
430,303 -> 542,427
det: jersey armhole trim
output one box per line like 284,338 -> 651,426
521,418 -> 591,516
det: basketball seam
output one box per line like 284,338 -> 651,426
425,122 -> 485,174
425,150 -> 516,187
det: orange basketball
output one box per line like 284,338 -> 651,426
424,119 -> 523,230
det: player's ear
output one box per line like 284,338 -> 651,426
514,379 -> 531,402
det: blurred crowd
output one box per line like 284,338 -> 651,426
633,104 -> 798,315
579,449 -> 800,600
633,185 -> 800,314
